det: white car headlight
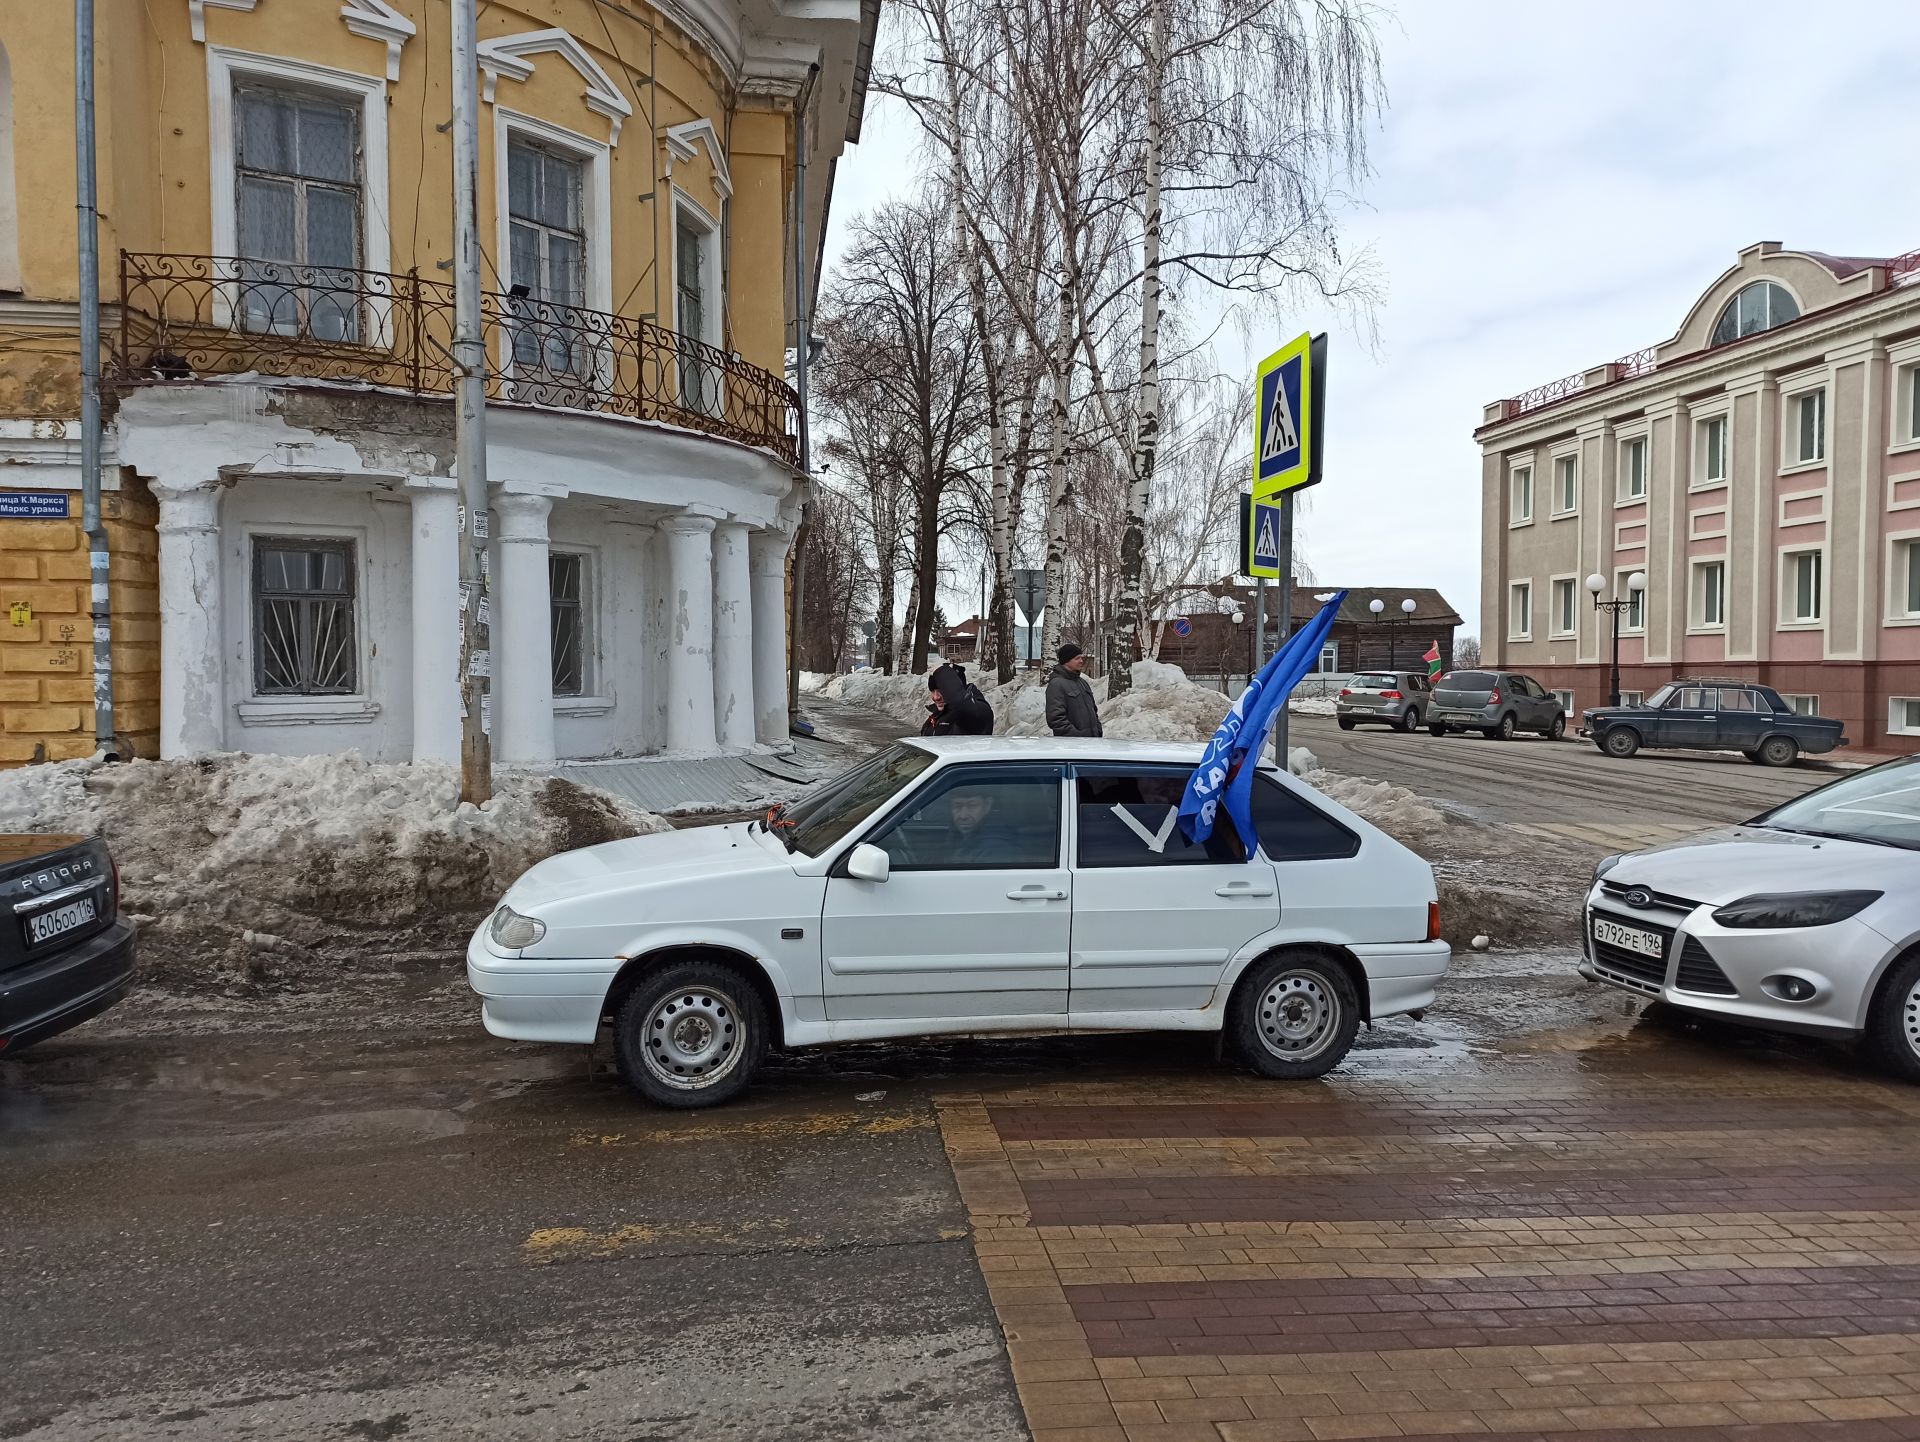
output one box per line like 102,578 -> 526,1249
489,905 -> 546,949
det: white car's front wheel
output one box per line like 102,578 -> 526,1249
1864,951 -> 1920,1085
1226,952 -> 1361,1080
615,961 -> 767,1108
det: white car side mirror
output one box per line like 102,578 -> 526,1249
846,843 -> 891,883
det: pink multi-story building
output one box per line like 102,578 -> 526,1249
1477,241 -> 1920,752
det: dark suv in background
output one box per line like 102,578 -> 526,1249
1582,681 -> 1846,766
1427,670 -> 1567,741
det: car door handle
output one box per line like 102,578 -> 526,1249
1215,882 -> 1275,898
1006,886 -> 1067,901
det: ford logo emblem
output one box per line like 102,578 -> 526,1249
1624,887 -> 1654,909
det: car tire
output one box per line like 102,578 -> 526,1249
1864,950 -> 1920,1085
1602,727 -> 1641,759
1547,713 -> 1566,742
1742,749 -> 1763,764
614,960 -> 768,1109
1756,735 -> 1799,768
1337,716 -> 1355,731
1399,707 -> 1421,733
1225,951 -> 1361,1081
1485,713 -> 1516,741
1428,723 -> 1449,737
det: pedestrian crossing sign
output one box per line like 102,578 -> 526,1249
1253,331 -> 1326,501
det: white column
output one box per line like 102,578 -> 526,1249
711,520 -> 755,749
492,489 -> 556,765
155,483 -> 225,758
749,529 -> 790,743
663,511 -> 718,751
406,477 -> 462,765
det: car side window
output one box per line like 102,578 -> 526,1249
1677,687 -> 1711,709
865,766 -> 1063,872
1076,770 -> 1243,867
1251,776 -> 1360,862
1717,688 -> 1756,712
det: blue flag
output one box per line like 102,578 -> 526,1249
1178,590 -> 1348,851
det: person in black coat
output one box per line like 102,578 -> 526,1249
921,662 -> 994,736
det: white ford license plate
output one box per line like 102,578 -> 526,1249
26,896 -> 96,946
1593,917 -> 1662,958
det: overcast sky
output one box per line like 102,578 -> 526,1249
823,0 -> 1920,639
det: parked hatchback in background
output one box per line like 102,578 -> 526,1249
469,738 -> 1449,1108
1582,681 -> 1846,766
1427,670 -> 1567,741
1336,671 -> 1431,732
1581,756 -> 1920,1082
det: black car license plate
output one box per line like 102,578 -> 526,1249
25,896 -> 96,946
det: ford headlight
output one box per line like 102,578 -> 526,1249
1711,891 -> 1882,929
489,905 -> 547,949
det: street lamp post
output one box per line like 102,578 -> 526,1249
1586,571 -> 1648,708
1367,597 -> 1419,669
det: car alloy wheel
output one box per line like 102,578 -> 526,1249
1548,713 -> 1566,742
641,986 -> 745,1090
1400,708 -> 1421,733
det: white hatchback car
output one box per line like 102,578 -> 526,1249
468,738 -> 1449,1107
1582,756 -> 1920,1079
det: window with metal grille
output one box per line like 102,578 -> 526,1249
676,213 -> 719,415
507,138 -> 587,377
253,539 -> 357,695
234,85 -> 362,342
550,551 -> 584,696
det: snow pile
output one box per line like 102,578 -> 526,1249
1290,695 -> 1339,716
990,672 -> 1064,736
0,753 -> 667,993
799,670 -> 835,694
1128,659 -> 1191,691
1102,679 -> 1232,741
1287,746 -> 1318,775
1305,770 -> 1447,849
822,670 -> 929,727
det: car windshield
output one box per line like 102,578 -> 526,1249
1643,684 -> 1676,708
1751,758 -> 1920,851
782,743 -> 938,857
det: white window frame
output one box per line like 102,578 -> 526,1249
1695,412 -> 1730,487
1783,693 -> 1820,716
1509,464 -> 1534,526
207,46 -> 391,337
1780,545 -> 1825,627
1895,358 -> 1920,452
1549,574 -> 1577,639
1890,698 -> 1920,738
1783,383 -> 1827,469
494,107 -> 613,326
1618,434 -> 1649,502
671,190 -> 724,414
1507,581 -> 1532,641
1550,452 -> 1577,517
1889,532 -> 1920,624
1551,688 -> 1575,713
1317,641 -> 1339,673
1620,690 -> 1644,707
1690,558 -> 1727,633
1616,570 -> 1645,635
234,521 -> 376,726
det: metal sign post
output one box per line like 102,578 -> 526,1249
1012,567 -> 1045,668
1251,332 -> 1327,764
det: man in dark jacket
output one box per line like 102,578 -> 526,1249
1045,643 -> 1103,737
921,662 -> 994,736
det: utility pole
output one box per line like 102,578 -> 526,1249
451,0 -> 492,801
786,65 -> 820,724
75,0 -> 116,758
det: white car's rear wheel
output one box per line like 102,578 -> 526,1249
615,961 -> 767,1108
1226,953 -> 1361,1080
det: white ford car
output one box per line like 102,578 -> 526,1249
468,738 -> 1449,1107
1582,756 -> 1920,1079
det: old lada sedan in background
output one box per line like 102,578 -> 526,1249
469,738 -> 1449,1107
1582,756 -> 1920,1080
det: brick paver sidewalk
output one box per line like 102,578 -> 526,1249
938,1070 -> 1920,1441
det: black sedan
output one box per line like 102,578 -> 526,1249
1581,681 -> 1846,766
0,834 -> 134,1054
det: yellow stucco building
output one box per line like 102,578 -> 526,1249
0,0 -> 872,764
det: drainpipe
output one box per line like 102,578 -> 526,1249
785,63 -> 819,723
75,0 -> 117,759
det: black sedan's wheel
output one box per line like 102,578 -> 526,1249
614,961 -> 767,1109
1756,735 -> 1799,768
1602,727 -> 1641,759
1225,952 -> 1361,1080
1864,951 -> 1920,1084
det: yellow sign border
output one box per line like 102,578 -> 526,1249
1252,331 -> 1315,502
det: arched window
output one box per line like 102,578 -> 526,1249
0,43 -> 19,293
1711,280 -> 1799,346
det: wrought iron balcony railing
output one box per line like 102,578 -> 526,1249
111,252 -> 800,466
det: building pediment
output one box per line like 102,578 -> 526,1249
1658,241 -> 1887,365
476,28 -> 634,145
